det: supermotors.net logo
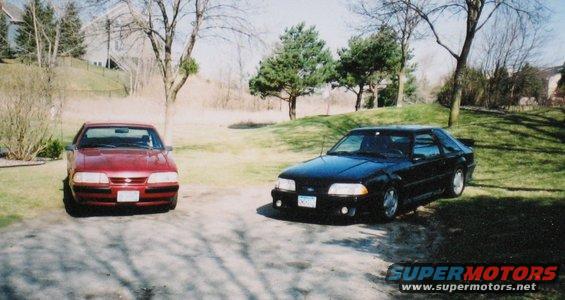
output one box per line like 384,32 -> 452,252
386,264 -> 559,293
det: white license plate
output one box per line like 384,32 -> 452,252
297,195 -> 316,208
117,191 -> 140,202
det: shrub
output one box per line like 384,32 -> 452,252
37,139 -> 64,159
0,66 -> 58,160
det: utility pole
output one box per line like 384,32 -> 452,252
105,18 -> 111,71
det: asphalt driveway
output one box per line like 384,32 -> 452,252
0,185 -> 440,299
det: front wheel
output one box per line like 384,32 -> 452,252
169,195 -> 178,210
63,177 -> 83,216
445,168 -> 465,198
375,187 -> 400,222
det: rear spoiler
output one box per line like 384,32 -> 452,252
457,138 -> 475,147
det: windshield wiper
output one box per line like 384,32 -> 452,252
79,143 -> 116,149
115,143 -> 152,149
327,151 -> 354,156
353,151 -> 389,158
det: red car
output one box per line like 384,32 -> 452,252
63,122 -> 179,214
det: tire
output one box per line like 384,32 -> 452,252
375,187 -> 400,222
63,177 -> 83,216
444,168 -> 465,198
169,195 -> 178,210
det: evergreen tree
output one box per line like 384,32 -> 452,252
59,1 -> 85,58
249,23 -> 334,120
333,28 -> 402,111
15,0 -> 56,61
0,12 -> 11,60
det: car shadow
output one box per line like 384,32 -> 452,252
69,206 -> 170,218
256,203 -> 380,226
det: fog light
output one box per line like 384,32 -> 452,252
275,200 -> 282,207
341,206 -> 349,215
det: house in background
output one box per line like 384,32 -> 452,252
0,0 -> 23,50
82,3 -> 156,93
543,65 -> 564,106
82,3 -> 154,69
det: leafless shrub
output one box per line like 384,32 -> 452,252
0,67 -> 59,160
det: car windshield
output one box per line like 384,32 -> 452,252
327,131 -> 410,158
78,127 -> 164,149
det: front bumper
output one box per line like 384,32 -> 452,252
72,183 -> 179,207
271,189 -> 372,216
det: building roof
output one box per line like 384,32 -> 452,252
1,1 -> 23,23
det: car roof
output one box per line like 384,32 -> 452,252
83,122 -> 156,129
350,125 -> 439,133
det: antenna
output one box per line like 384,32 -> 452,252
319,136 -> 326,157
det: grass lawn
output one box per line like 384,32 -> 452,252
1,104 -> 563,267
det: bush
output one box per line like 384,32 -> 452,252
0,66 -> 58,160
37,139 -> 64,159
436,64 -> 545,108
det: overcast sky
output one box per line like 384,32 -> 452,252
192,0 -> 565,84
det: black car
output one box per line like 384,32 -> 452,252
271,125 -> 476,221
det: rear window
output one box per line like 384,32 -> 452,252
433,129 -> 462,153
78,127 -> 164,149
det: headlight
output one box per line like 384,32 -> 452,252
147,172 -> 178,183
73,172 -> 109,184
328,183 -> 368,196
276,178 -> 295,191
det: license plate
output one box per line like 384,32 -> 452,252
297,195 -> 316,208
117,191 -> 139,202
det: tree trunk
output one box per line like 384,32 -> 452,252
448,3 -> 480,126
163,90 -> 176,145
288,97 -> 297,120
396,64 -> 405,107
355,85 -> 363,111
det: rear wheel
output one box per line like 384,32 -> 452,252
375,187 -> 400,222
445,168 -> 465,197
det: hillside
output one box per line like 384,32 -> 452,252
0,59 -> 128,97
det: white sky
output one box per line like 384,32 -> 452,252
192,0 -> 565,84
8,0 -> 565,84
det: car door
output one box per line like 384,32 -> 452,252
432,129 -> 463,184
407,132 -> 444,201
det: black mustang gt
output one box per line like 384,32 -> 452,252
271,125 -> 475,221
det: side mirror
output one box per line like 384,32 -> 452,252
65,144 -> 76,151
164,146 -> 173,152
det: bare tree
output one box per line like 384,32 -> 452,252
87,0 -> 255,144
396,0 -> 547,126
352,0 -> 422,107
478,13 -> 545,74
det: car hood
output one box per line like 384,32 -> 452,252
279,155 -> 395,182
76,148 -> 176,174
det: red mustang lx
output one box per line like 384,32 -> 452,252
64,122 -> 179,214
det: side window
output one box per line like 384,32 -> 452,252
433,129 -> 462,154
413,134 -> 440,160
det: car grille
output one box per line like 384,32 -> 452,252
296,181 -> 329,194
110,177 -> 147,184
